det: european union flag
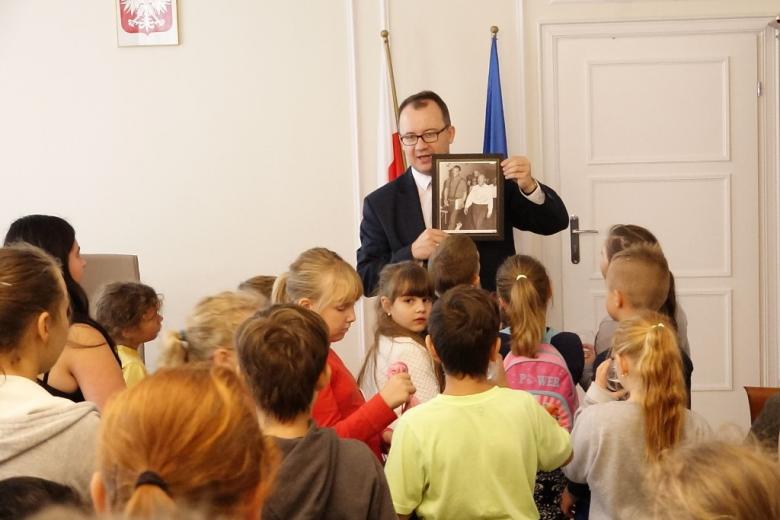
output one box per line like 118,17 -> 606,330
483,35 -> 507,159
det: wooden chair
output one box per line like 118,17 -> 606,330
744,386 -> 780,423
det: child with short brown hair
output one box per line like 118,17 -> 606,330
238,275 -> 276,303
427,235 -> 480,296
605,243 -> 670,315
591,243 -> 694,403
237,304 -> 396,519
385,286 -> 571,519
95,282 -> 162,388
594,224 -> 691,364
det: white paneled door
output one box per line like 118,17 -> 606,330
541,18 -> 769,429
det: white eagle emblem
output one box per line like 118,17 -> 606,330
121,0 -> 172,34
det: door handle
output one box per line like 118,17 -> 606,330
570,216 -> 598,264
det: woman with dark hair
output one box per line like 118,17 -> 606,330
4,215 -> 125,410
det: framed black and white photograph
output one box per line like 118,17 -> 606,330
432,154 -> 503,240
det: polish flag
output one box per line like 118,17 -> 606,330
377,50 -> 405,186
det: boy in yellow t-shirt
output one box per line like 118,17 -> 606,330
95,282 -> 162,387
384,286 -> 572,519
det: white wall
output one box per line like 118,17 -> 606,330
1,0 -> 777,374
0,1 -> 362,371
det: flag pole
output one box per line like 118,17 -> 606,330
381,29 -> 406,170
491,25 -> 499,39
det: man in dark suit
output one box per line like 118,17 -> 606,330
357,91 -> 568,295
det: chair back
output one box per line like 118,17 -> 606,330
80,254 -> 141,309
80,254 -> 143,360
744,386 -> 780,423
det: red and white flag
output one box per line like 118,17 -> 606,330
377,49 -> 404,187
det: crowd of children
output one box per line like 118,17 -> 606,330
0,213 -> 779,519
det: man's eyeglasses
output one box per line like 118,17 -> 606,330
399,125 -> 450,146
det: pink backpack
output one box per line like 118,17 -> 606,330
504,344 -> 579,431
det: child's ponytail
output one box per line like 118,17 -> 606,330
496,255 -> 550,358
159,330 -> 189,367
507,278 -> 545,357
123,476 -> 177,517
96,365 -> 274,518
271,272 -> 291,304
158,292 -> 264,368
613,312 -> 686,461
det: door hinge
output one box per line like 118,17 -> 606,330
757,81 -> 763,97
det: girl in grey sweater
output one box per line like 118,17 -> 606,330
563,312 -> 710,520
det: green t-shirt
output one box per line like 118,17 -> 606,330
385,386 -> 572,519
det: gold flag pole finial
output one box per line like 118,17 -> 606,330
490,26 -> 499,38
381,29 -> 406,169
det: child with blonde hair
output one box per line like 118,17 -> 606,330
496,254 -> 580,520
159,291 -> 264,369
496,255 -> 585,392
90,365 -> 276,519
95,282 -> 162,388
649,439 -> 780,519
357,262 -> 440,432
273,247 -> 415,458
563,311 -> 710,519
427,235 -> 513,387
